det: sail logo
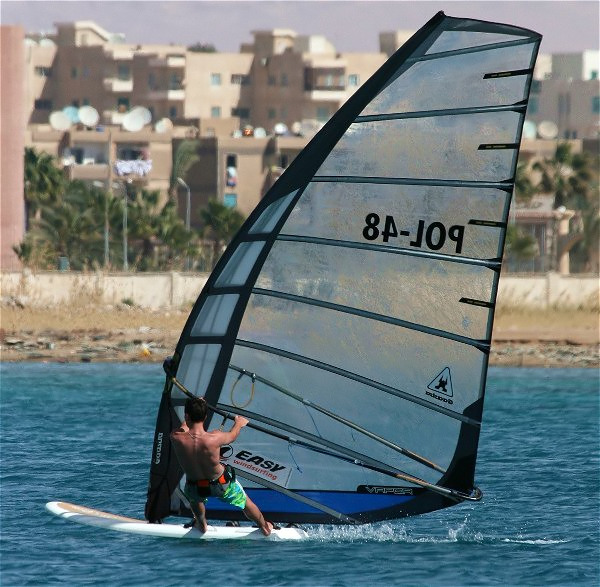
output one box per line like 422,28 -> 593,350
154,432 -> 163,464
225,449 -> 292,488
426,368 -> 454,405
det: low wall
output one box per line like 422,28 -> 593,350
1,270 -> 598,310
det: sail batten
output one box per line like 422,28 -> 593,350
251,287 -> 490,351
235,339 -> 482,426
276,234 -> 502,269
145,11 -> 541,524
409,36 -> 539,61
355,103 -> 527,123
312,176 -> 514,189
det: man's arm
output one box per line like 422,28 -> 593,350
212,415 -> 248,445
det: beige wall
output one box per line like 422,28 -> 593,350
1,26 -> 25,271
2,271 -> 598,311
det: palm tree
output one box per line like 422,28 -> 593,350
169,140 -> 199,200
24,147 -> 65,226
199,200 -> 245,268
514,160 -> 537,204
532,143 -> 599,272
25,180 -> 100,269
532,142 -> 596,209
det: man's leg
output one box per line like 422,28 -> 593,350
194,500 -> 208,533
243,496 -> 273,536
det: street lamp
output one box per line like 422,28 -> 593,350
112,181 -> 129,271
177,177 -> 191,270
93,180 -> 110,268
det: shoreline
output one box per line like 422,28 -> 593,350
1,304 -> 598,368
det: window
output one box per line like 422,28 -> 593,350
223,194 -> 237,208
231,74 -> 250,85
34,99 -> 52,110
348,74 -> 359,86
231,107 -> 250,119
593,96 -> 600,114
304,67 -> 345,91
169,106 -> 177,118
280,73 -> 288,87
211,106 -> 221,118
210,73 -> 221,85
71,67 -> 78,79
531,80 -> 541,94
148,73 -> 157,90
82,65 -> 90,78
71,99 -> 80,107
591,71 -> 598,80
118,64 -> 130,80
528,96 -> 538,115
267,75 -> 276,86
117,97 -> 130,112
268,108 -> 276,119
34,66 -> 51,77
82,98 -> 90,106
226,155 -> 237,167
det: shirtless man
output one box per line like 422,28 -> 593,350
170,396 -> 273,536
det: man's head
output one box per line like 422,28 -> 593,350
184,397 -> 207,423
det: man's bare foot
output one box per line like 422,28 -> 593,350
261,521 -> 274,536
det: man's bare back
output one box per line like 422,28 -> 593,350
170,420 -> 242,481
169,404 -> 273,536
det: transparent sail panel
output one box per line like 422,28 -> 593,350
426,30 -> 528,54
215,241 -> 265,287
316,112 -> 522,181
178,344 -> 222,396
238,294 -> 485,414
282,182 -> 509,260
363,44 -> 535,115
248,192 -> 298,234
191,294 -> 240,336
222,345 -> 463,487
256,240 -> 493,340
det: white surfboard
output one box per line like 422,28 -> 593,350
45,501 -> 308,541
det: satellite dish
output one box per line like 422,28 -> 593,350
537,120 -> 559,140
254,127 -> 267,138
122,108 -> 149,132
39,38 -> 55,47
130,106 -> 152,124
154,118 -> 173,133
273,122 -> 288,135
49,111 -> 72,131
232,129 -> 242,138
78,106 -> 99,127
62,106 -> 80,124
522,120 -> 537,139
291,121 -> 302,136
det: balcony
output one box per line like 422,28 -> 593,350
149,55 -> 186,68
147,89 -> 185,101
104,48 -> 134,60
103,78 -> 133,92
67,162 -> 110,181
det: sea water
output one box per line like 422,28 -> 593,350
0,363 -> 598,586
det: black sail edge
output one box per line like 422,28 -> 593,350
145,12 -> 541,524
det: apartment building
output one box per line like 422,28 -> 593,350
528,50 -> 600,140
3,20 -> 598,272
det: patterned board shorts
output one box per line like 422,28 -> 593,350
184,479 -> 247,510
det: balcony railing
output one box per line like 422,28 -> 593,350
103,78 -> 133,92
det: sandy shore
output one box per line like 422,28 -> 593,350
1,303 -> 598,368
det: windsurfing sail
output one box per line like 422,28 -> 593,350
145,12 -> 541,525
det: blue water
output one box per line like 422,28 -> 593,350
1,363 -> 598,586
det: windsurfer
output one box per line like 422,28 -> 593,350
170,397 -> 273,536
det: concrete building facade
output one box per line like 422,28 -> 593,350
1,25 -> 26,271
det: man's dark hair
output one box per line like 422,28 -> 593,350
184,397 -> 207,422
